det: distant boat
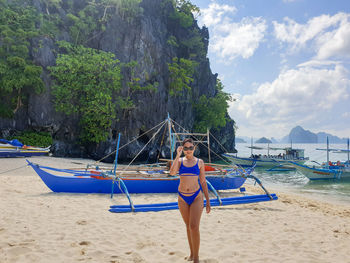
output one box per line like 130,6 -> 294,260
224,139 -> 308,171
0,139 -> 50,157
289,161 -> 350,180
289,137 -> 350,180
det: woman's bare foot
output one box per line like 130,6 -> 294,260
193,258 -> 199,263
185,255 -> 193,261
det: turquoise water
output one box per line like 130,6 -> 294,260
234,143 -> 350,205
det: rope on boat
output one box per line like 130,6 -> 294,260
156,122 -> 167,162
169,118 -> 274,198
92,119 -> 168,164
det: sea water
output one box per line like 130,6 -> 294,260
234,143 -> 350,205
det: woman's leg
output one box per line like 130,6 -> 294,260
188,193 -> 204,263
178,196 -> 193,260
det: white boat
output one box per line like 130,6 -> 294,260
289,162 -> 350,180
289,137 -> 350,180
223,145 -> 308,171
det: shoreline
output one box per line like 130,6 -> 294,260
1,156 -> 349,262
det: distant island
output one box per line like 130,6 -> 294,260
235,138 -> 246,143
281,126 -> 348,144
255,137 -> 272,143
238,126 -> 347,144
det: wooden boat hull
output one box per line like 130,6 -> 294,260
28,161 -> 247,194
289,162 -> 350,180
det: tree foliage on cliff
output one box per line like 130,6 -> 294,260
0,0 -> 44,117
49,41 -> 122,144
167,57 -> 197,96
194,79 -> 233,133
169,0 -> 200,28
49,41 -> 156,144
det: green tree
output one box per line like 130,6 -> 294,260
169,0 -> 200,28
194,79 -> 233,132
49,41 -> 122,144
0,1 -> 44,117
167,57 -> 198,96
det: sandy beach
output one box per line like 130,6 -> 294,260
0,156 -> 349,263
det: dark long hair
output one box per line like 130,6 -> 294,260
182,138 -> 194,146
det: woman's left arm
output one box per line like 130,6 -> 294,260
199,159 -> 211,214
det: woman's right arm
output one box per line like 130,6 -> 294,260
169,146 -> 183,175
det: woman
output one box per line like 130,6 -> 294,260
170,138 -> 211,263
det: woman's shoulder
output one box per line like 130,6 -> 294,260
197,158 -> 204,167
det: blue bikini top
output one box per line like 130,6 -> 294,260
179,158 -> 200,176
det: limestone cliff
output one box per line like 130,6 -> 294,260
0,0 -> 236,161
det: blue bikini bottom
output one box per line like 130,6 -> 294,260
178,187 -> 201,205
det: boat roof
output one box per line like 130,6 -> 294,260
246,146 -> 305,152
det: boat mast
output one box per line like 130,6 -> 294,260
326,136 -> 329,166
207,128 -> 211,163
167,113 -> 173,161
111,133 -> 121,199
347,138 -> 349,164
113,133 -> 121,175
251,137 -> 253,156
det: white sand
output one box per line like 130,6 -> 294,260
0,156 -> 349,263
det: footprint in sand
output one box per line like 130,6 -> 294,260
202,259 -> 219,263
76,220 -> 87,225
7,246 -> 32,257
79,241 -> 91,246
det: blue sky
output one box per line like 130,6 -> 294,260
191,0 -> 350,140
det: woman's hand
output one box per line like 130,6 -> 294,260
206,201 -> 211,214
176,146 -> 183,157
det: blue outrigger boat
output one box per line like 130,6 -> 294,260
27,115 -> 278,213
26,160 -> 248,194
0,139 -> 50,158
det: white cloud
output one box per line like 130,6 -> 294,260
297,60 -> 341,68
273,13 -> 350,59
199,3 -> 267,61
200,3 -> 237,27
211,17 -> 267,60
229,64 -> 350,138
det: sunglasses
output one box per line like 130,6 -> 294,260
183,146 -> 194,151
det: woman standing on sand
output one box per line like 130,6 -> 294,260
170,138 -> 211,263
